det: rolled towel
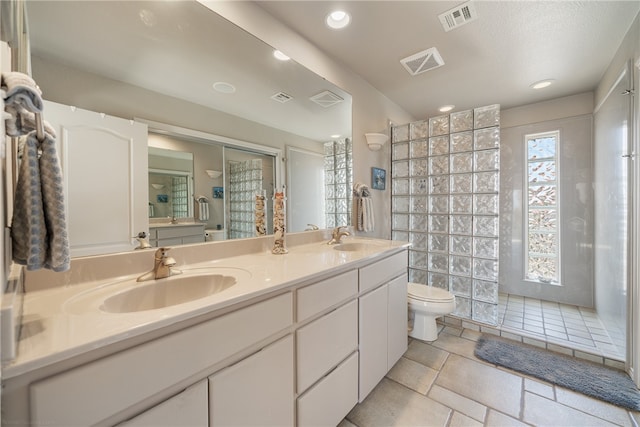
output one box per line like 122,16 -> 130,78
2,71 -> 44,112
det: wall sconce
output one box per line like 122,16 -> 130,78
206,170 -> 222,179
365,133 -> 388,151
151,183 -> 164,190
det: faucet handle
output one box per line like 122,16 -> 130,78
155,247 -> 172,258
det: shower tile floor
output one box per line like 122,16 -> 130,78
492,293 -> 626,361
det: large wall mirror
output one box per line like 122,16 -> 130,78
20,0 -> 352,256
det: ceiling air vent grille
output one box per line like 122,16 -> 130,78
439,1 -> 478,32
400,47 -> 444,76
310,90 -> 344,108
271,92 -> 293,103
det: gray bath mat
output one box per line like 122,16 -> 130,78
474,334 -> 640,411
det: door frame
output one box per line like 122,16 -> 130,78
629,58 -> 640,386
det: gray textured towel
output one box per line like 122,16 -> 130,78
39,132 -> 70,271
4,103 -> 56,137
11,134 -> 47,269
11,132 -> 70,272
2,71 -> 43,112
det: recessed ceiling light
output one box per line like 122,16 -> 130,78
530,79 -> 554,89
326,10 -> 351,29
273,50 -> 290,61
212,81 -> 236,94
331,134 -> 341,139
439,105 -> 455,113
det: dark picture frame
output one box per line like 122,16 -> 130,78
371,167 -> 386,190
212,187 -> 224,199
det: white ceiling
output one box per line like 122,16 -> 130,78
26,1 -> 352,142
25,1 -> 640,138
257,0 -> 640,118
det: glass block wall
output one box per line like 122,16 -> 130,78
171,176 -> 189,218
228,159 -> 263,239
391,104 -> 501,325
324,138 -> 353,228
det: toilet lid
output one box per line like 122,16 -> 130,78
408,282 -> 455,303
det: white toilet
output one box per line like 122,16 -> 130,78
408,282 -> 456,341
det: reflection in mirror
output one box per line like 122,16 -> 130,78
148,147 -> 194,219
24,0 -> 352,256
145,122 -> 280,241
224,147 -> 276,239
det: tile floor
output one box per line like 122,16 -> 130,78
496,294 -> 626,362
340,326 -> 640,427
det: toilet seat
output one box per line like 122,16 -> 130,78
408,283 -> 455,303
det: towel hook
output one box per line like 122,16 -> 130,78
34,112 -> 45,141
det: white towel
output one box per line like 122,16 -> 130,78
361,197 -> 374,232
11,131 -> 70,271
2,72 -> 43,112
1,72 -> 56,138
196,198 -> 209,221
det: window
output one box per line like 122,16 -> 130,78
525,131 -> 560,284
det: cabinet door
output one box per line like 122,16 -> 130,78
358,284 -> 388,402
209,335 -> 294,426
387,274 -> 408,370
119,380 -> 208,427
44,100 -> 148,257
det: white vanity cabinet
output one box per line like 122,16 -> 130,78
209,335 -> 294,426
28,293 -> 293,426
358,251 -> 408,402
149,224 -> 206,246
8,246 -> 410,427
295,270 -> 359,426
119,380 -> 208,427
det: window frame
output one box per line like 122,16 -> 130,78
523,130 -> 562,286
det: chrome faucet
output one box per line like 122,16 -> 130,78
137,247 -> 182,282
328,226 -> 350,245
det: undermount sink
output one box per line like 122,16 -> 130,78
101,273 -> 237,313
63,268 -> 251,315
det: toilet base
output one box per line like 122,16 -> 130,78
409,313 -> 441,342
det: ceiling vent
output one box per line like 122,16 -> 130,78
271,92 -> 293,103
400,47 -> 445,76
438,1 -> 478,32
310,90 -> 344,108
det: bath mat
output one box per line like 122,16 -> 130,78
474,334 -> 640,411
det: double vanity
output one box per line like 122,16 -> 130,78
2,231 -> 409,426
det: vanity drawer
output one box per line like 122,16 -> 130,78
297,351 -> 358,427
30,292 -> 293,426
154,225 -> 205,240
359,251 -> 407,293
297,270 -> 357,322
296,300 -> 357,393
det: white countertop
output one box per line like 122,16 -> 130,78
5,236 -> 408,379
